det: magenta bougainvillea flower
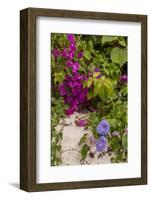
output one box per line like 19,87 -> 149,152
75,119 -> 88,127
67,34 -> 75,44
52,48 -> 60,58
120,74 -> 127,82
65,96 -> 74,104
58,83 -> 67,96
61,49 -> 75,60
65,107 -> 74,116
68,51 -> 74,60
79,89 -> 88,103
69,43 -> 76,52
59,73 -> 88,115
61,48 -> 69,58
66,60 -> 73,67
96,119 -> 110,136
96,136 -> 107,152
72,61 -> 80,73
78,51 -> 83,59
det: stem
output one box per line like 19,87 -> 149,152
61,148 -> 79,154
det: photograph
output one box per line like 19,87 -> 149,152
51,33 -> 128,166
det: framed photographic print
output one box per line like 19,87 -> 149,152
20,8 -> 147,192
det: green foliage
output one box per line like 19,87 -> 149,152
95,77 -> 114,101
119,40 -> 126,47
122,135 -> 128,150
120,85 -> 127,97
84,76 -> 114,101
102,36 -> 118,45
54,72 -> 65,84
83,50 -> 91,60
110,47 -> 127,66
88,112 -> 100,139
110,136 -> 121,153
87,81 -> 128,163
80,144 -> 89,160
79,134 -> 88,145
109,134 -> 128,163
51,96 -> 68,166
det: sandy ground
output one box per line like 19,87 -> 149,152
56,112 -> 112,166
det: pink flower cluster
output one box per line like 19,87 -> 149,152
52,34 -> 88,116
53,34 -> 83,73
59,74 -> 88,115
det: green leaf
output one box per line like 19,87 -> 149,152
102,36 -> 117,45
59,132 -> 63,140
107,118 -> 119,130
93,72 -> 101,78
103,78 -> 114,96
120,85 -> 128,96
54,72 -> 65,84
88,40 -> 93,48
97,77 -> 114,101
80,144 -> 89,160
99,85 -> 108,100
119,40 -> 126,47
87,78 -> 93,88
79,134 -> 88,145
83,50 -> 91,60
122,135 -> 128,150
83,80 -> 88,88
93,85 -> 99,97
110,47 -> 127,66
111,157 -> 117,163
87,90 -> 94,100
110,137 -> 121,152
56,145 -> 62,151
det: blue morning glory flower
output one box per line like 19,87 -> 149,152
96,119 -> 110,136
96,136 -> 107,152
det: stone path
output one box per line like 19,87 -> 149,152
56,112 -> 112,166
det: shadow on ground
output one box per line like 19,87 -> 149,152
9,183 -> 19,189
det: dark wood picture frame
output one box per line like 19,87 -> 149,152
20,7 -> 147,192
